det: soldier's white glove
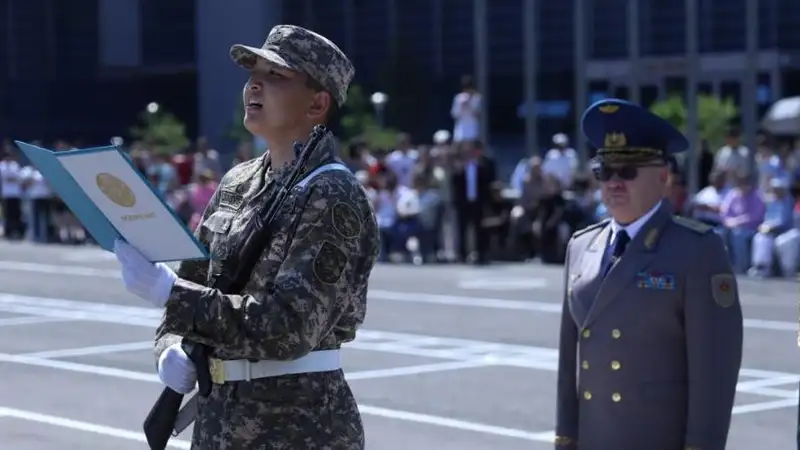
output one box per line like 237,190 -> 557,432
157,343 -> 197,394
113,239 -> 177,308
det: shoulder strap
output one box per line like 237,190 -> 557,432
295,163 -> 350,190
672,215 -> 712,234
572,218 -> 610,239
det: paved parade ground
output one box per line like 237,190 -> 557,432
0,241 -> 798,449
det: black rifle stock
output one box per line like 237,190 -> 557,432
142,125 -> 329,450
143,340 -> 211,450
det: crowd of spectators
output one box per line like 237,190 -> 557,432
2,117 -> 800,279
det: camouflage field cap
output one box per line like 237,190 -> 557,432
230,25 -> 355,107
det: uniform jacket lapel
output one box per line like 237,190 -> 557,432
584,201 -> 671,327
570,225 -> 611,324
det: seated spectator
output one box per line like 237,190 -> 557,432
372,168 -> 399,262
413,173 -> 443,262
690,171 -> 728,225
533,174 -> 569,264
564,174 -> 597,231
773,199 -> 800,278
720,171 -> 766,273
385,133 -> 418,187
509,157 -> 543,260
750,178 -> 795,276
542,133 -> 578,190
394,183 -> 423,263
482,181 -> 514,260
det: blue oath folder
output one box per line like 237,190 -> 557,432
14,141 -> 208,263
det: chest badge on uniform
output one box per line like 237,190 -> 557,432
313,241 -> 348,284
635,271 -> 675,290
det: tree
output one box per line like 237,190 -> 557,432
338,84 -> 399,148
649,94 -> 738,150
129,103 -> 190,154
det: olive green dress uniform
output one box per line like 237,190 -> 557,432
554,99 -> 743,450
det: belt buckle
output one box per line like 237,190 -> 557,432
209,358 -> 225,384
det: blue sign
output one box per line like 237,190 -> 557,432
756,85 -> 771,105
589,91 -> 608,104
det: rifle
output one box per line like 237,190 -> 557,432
142,125 -> 330,450
143,340 -> 211,450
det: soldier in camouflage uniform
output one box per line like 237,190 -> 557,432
113,25 -> 379,449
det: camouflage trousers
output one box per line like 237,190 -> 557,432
190,370 -> 364,450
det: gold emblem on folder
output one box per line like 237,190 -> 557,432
96,173 -> 136,208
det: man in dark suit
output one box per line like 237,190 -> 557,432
450,140 -> 496,264
555,99 -> 743,450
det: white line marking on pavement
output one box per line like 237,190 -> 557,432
369,289 -> 562,312
736,375 -> 800,391
20,341 -> 154,359
13,343 -> 495,381
358,405 -> 554,442
740,368 -> 800,378
0,352 -> 160,382
0,261 -> 119,278
0,266 -> 792,332
742,318 -> 796,331
0,316 -> 77,327
0,351 -> 492,385
0,352 -> 544,442
1,294 -> 798,377
59,252 -> 118,262
372,291 -> 799,333
456,277 -> 549,290
346,360 -> 493,380
0,406 -> 191,449
732,398 -> 799,415
2,293 -> 799,415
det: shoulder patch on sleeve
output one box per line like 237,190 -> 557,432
313,241 -> 348,284
711,273 -> 737,308
672,215 -> 712,234
331,202 -> 361,239
571,219 -> 610,239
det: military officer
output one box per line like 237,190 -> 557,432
554,99 -> 743,450
113,25 -> 379,449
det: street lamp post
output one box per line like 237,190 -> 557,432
370,92 -> 389,128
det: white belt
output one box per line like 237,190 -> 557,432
208,349 -> 341,384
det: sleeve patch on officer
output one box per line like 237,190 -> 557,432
711,273 -> 737,308
331,202 -> 361,239
313,241 -> 348,284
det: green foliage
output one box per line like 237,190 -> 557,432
225,97 -> 251,144
338,84 -> 399,148
649,94 -> 738,149
129,105 -> 190,154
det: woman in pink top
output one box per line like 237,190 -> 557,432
188,170 -> 219,230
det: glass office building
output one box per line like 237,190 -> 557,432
2,0 -> 800,147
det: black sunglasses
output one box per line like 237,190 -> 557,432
592,164 -> 665,182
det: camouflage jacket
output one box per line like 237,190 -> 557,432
154,131 -> 379,361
